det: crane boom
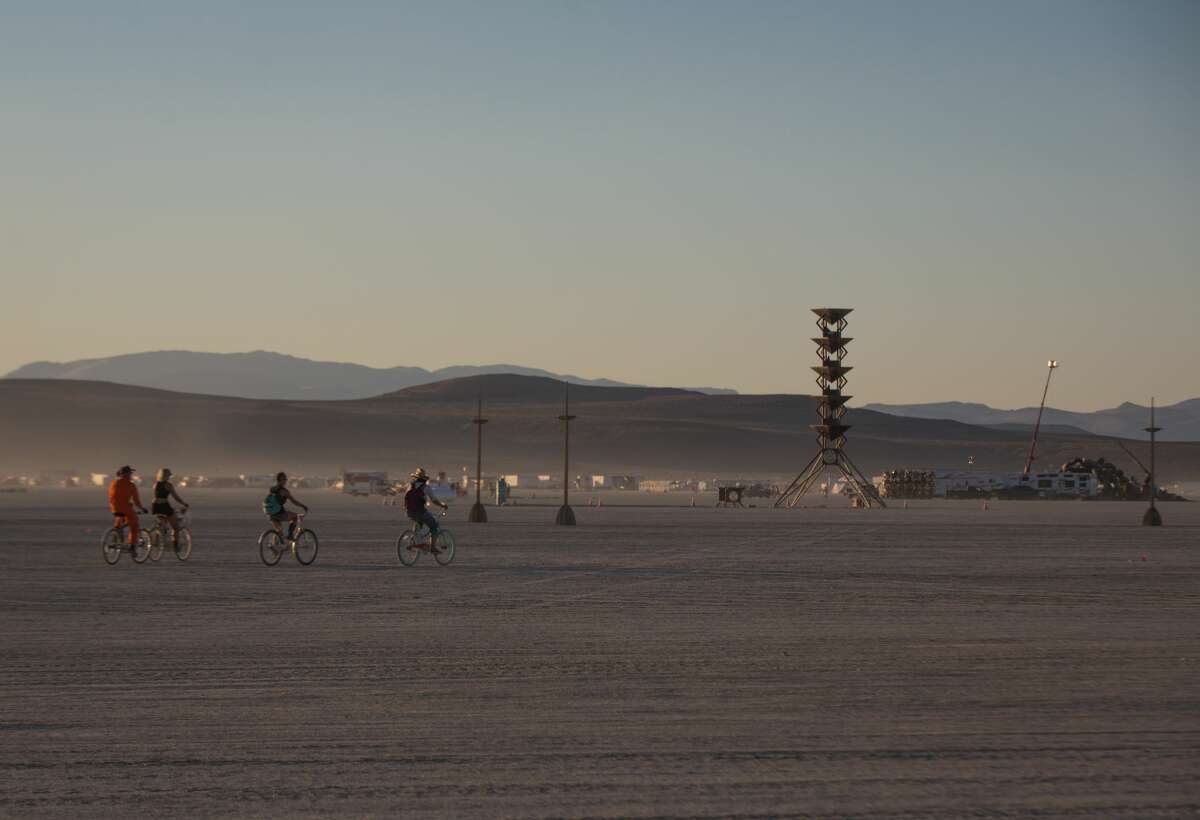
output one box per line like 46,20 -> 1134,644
1022,360 -> 1058,477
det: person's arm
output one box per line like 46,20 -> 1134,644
429,486 -> 448,509
169,483 -> 188,508
132,484 -> 147,513
287,490 -> 309,511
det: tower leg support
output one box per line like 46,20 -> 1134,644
775,450 -> 886,509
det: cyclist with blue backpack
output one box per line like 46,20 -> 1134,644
263,472 -> 308,541
405,468 -> 448,553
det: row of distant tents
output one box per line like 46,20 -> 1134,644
3,463 -> 1187,502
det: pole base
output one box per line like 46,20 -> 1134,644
1142,506 -> 1163,526
468,502 -> 488,523
555,505 -> 576,526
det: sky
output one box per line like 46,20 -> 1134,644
1,1 -> 1197,410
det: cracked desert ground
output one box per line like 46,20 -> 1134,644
2,490 -> 1198,818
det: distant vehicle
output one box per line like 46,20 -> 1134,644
342,471 -> 389,496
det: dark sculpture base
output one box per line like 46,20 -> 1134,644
468,502 -> 488,523
555,505 -> 576,526
1142,506 -> 1163,526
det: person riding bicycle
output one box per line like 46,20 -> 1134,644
108,465 -> 148,546
404,467 -> 447,552
264,472 -> 308,541
151,468 -> 189,548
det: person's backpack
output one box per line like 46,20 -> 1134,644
262,489 -> 284,516
404,484 -> 426,516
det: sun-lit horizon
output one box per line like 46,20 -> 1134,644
2,2 -> 1197,411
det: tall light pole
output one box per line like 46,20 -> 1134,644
1022,359 -> 1058,477
1142,397 -> 1163,526
555,381 -> 577,526
468,396 -> 488,523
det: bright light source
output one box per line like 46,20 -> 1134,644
1048,360 -> 1058,368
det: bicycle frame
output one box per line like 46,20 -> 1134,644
111,522 -> 132,545
110,515 -> 138,547
409,508 -> 447,549
152,511 -> 188,534
281,512 -> 305,541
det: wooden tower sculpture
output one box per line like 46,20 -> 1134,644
774,308 -> 886,509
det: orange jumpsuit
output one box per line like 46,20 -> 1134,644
108,477 -> 143,544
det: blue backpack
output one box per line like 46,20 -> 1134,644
262,489 -> 285,515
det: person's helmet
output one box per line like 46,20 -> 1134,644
117,465 -> 135,476
411,467 -> 428,481
276,472 -> 288,481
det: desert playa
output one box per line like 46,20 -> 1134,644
2,490 -> 1197,817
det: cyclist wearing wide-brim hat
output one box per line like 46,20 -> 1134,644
404,468 -> 448,553
108,465 -> 148,546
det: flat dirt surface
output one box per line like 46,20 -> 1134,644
2,489 -> 1198,818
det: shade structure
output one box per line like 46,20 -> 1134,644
821,393 -> 853,411
812,335 -> 853,354
811,307 -> 853,324
811,422 -> 852,440
811,364 -> 853,381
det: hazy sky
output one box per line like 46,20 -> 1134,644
2,1 -> 1197,410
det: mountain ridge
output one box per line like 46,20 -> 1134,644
865,399 -> 1200,442
4,350 -> 737,400
4,375 -> 1198,481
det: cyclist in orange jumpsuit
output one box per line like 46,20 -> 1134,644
108,465 -> 148,545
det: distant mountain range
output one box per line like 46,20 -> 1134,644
4,351 -> 736,400
865,400 -> 1200,442
3,375 -> 1199,480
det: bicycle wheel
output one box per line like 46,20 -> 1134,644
130,531 -> 151,564
174,528 -> 193,561
396,530 -> 421,566
101,528 -> 122,565
294,529 -> 318,566
148,528 -> 164,561
259,530 -> 283,566
433,528 -> 456,566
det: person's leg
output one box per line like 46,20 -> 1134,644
166,514 -> 180,546
286,512 -> 298,541
422,510 -> 441,550
127,513 -> 141,546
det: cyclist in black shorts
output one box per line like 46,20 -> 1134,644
152,468 -> 190,548
265,472 -> 309,541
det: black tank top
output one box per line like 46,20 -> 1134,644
154,481 -> 170,500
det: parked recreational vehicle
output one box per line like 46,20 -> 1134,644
1006,471 -> 1098,499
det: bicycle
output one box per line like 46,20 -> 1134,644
147,509 -> 193,561
259,513 -> 319,566
101,514 -> 151,565
396,509 -> 456,567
